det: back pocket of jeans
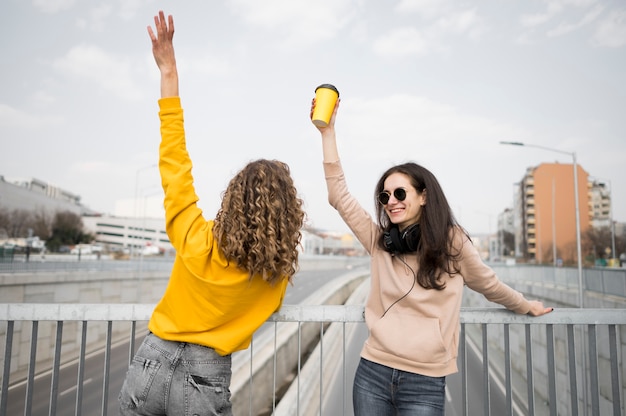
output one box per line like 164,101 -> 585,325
119,357 -> 162,410
185,374 -> 231,415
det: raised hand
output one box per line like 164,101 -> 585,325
147,11 -> 178,98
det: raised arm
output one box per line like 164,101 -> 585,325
147,11 -> 179,98
311,98 -> 341,163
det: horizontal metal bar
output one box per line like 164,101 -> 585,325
269,304 -> 365,322
459,308 -> 626,325
0,303 -> 154,321
0,304 -> 625,325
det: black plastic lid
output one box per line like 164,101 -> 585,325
315,84 -> 339,96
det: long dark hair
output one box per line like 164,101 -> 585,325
375,162 -> 469,290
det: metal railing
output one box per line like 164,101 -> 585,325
1,304 -> 625,415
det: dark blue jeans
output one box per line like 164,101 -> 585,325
118,333 -> 232,416
353,358 -> 445,416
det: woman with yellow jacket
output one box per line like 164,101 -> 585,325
119,11 -> 305,416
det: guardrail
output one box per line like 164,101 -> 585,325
1,304 -> 625,415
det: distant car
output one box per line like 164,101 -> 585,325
70,244 -> 96,255
58,246 -> 71,253
142,244 -> 163,256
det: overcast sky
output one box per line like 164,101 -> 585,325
2,0 -> 625,235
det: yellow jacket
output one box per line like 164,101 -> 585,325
148,97 -> 288,355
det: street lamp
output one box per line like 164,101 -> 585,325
500,141 -> 584,308
608,180 -> 617,264
133,164 -> 157,258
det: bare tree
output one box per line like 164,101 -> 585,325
4,208 -> 32,238
31,208 -> 53,240
582,226 -> 614,263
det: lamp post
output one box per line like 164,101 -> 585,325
609,180 -> 616,264
500,141 -> 584,308
133,164 -> 157,258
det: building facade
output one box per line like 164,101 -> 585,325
588,178 -> 612,229
0,175 -> 93,216
512,162 -> 591,265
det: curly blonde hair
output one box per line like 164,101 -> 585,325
213,159 -> 305,285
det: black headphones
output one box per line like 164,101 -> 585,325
383,223 -> 421,254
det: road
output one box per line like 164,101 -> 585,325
5,264 -> 363,415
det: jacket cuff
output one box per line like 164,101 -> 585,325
158,97 -> 181,111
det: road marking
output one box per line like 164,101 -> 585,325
466,335 -> 525,416
60,378 -> 93,397
8,330 -> 148,390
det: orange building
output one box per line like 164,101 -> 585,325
515,163 -> 590,265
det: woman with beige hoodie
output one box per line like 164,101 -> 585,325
311,98 -> 553,416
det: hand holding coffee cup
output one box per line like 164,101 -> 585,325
311,84 -> 339,127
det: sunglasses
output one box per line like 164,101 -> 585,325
378,188 -> 407,205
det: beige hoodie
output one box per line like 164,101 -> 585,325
324,160 -> 531,377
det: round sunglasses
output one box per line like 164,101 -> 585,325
378,188 -> 407,205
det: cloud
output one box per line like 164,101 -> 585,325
339,94 -> 525,163
179,54 -> 232,78
76,4 -> 112,31
227,0 -> 355,46
521,0 -> 598,28
547,5 -> 604,37
31,90 -> 57,106
373,27 -> 430,58
395,0 -> 446,18
518,3 -> 625,46
52,44 -> 143,101
592,9 -> 626,47
33,0 -> 75,14
434,8 -> 485,40
373,7 -> 485,58
118,0 -> 151,20
69,160 -> 117,174
0,103 -> 63,129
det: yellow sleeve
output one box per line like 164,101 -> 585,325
158,97 -> 214,257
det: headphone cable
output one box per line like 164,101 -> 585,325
381,254 -> 418,318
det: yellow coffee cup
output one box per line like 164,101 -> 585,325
312,84 -> 339,127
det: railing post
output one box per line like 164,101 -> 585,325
75,321 -> 87,416
24,321 -> 38,415
608,325 -> 622,415
1,321 -> 14,416
101,321 -> 113,416
504,324 -> 512,415
482,323 -> 491,416
49,321 -> 63,416
460,323 -> 468,416
525,325 -> 535,416
588,324 -> 600,415
547,324 -> 557,415
567,325 -> 579,416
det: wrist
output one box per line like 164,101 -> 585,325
160,67 -> 178,78
320,128 -> 335,138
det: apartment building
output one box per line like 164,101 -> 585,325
513,162 -> 591,265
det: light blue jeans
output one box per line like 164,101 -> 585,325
353,358 -> 445,416
118,333 -> 232,416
